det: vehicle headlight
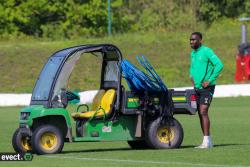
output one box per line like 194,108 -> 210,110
20,112 -> 30,120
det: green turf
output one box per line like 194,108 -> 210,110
0,96 -> 250,166
1,19 -> 250,93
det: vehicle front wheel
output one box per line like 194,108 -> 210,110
12,128 -> 32,153
146,117 -> 183,149
31,125 -> 64,155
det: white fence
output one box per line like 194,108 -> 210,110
0,84 -> 250,106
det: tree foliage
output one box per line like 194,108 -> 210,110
198,0 -> 249,24
0,0 -> 249,39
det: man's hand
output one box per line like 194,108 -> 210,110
202,81 -> 210,88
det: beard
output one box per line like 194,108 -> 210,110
191,44 -> 200,49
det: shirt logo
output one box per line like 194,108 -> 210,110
204,97 -> 208,104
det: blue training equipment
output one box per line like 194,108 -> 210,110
121,55 -> 168,92
136,55 -> 168,92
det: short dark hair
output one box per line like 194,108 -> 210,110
191,32 -> 202,40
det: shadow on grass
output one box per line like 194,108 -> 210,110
61,147 -> 131,154
60,143 -> 247,154
180,143 -> 245,149
213,143 -> 246,147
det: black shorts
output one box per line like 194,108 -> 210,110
195,86 -> 215,106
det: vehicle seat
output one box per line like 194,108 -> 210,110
91,89 -> 106,111
71,89 -> 105,118
71,89 -> 116,119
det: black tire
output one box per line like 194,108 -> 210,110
127,140 -> 150,150
31,125 -> 64,155
146,117 -> 183,149
12,128 -> 32,153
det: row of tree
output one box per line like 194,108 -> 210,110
0,0 -> 249,39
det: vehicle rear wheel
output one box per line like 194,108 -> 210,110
146,117 -> 183,149
127,140 -> 150,149
12,128 -> 32,153
31,125 -> 64,154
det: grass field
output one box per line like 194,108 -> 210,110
1,19 -> 250,93
0,96 -> 250,167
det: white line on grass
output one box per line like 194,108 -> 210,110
44,155 -> 250,167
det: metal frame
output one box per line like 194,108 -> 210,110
30,44 -> 123,110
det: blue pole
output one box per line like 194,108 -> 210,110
108,0 -> 112,36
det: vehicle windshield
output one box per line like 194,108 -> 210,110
51,50 -> 105,108
31,57 -> 63,101
51,52 -> 82,107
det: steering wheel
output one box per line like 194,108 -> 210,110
66,91 -> 80,101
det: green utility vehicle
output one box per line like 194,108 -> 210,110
12,44 -> 197,154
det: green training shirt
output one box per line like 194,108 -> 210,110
189,45 -> 224,89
